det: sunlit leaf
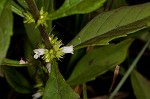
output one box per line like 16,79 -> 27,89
67,39 -> 133,86
43,61 -> 80,99
0,1 -> 13,64
69,2 -> 150,49
49,0 -> 106,20
131,70 -> 150,99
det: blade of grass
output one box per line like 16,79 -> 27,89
109,39 -> 150,99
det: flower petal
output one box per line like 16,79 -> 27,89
33,49 -> 45,59
62,45 -> 74,54
32,92 -> 41,99
46,63 -> 51,73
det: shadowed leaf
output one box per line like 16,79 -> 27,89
67,39 -> 133,85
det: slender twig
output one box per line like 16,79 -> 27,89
109,39 -> 150,99
83,83 -> 88,99
25,0 -> 52,49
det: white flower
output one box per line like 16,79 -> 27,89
62,45 -> 74,54
19,58 -> 28,64
33,49 -> 45,59
46,63 -> 51,73
32,92 -> 42,99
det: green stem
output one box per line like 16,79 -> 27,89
109,39 -> 150,99
25,0 -> 52,49
83,83 -> 88,99
104,0 -> 114,11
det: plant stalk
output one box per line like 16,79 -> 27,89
109,39 -> 150,99
25,0 -> 52,49
83,83 -> 88,99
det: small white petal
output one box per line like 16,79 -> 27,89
19,59 -> 28,64
33,49 -> 45,59
62,45 -> 74,54
34,49 -> 45,55
32,92 -> 41,99
34,54 -> 39,59
46,63 -> 51,73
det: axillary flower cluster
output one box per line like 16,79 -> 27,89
33,35 -> 74,63
24,7 -> 49,28
23,7 -> 74,63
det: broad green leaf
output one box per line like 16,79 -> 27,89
49,0 -> 106,20
0,1 -> 13,64
24,23 -> 41,47
0,0 -> 8,15
67,39 -> 133,86
131,70 -> 150,99
1,58 -> 28,67
69,2 -> 150,49
43,61 -> 80,99
2,66 -> 32,93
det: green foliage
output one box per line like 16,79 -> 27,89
0,0 -> 9,15
1,58 -> 28,67
131,70 -> 150,99
0,1 -> 13,64
67,39 -> 133,85
11,1 -> 24,17
43,61 -> 79,99
2,67 -> 32,93
69,2 -> 150,49
49,0 -> 106,20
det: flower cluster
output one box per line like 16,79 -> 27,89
33,35 -> 74,63
23,11 -> 35,23
23,7 -> 49,28
36,7 -> 49,27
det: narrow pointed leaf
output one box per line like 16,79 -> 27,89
0,1 -> 13,64
131,70 -> 150,99
43,61 -> 80,99
67,39 -> 133,86
11,1 -> 24,17
69,2 -> 150,49
1,58 -> 28,67
49,0 -> 106,20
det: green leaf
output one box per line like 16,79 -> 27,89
67,39 -> 133,86
11,1 -> 24,17
0,0 -> 8,15
24,23 -> 41,47
0,1 -> 13,64
2,66 -> 32,93
69,2 -> 150,49
131,70 -> 150,99
1,58 -> 28,67
49,0 -> 106,20
43,61 -> 80,99
17,0 -> 28,9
